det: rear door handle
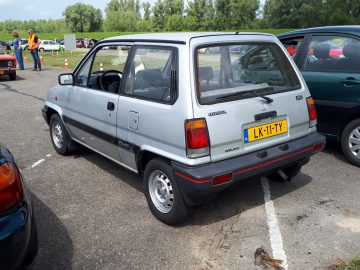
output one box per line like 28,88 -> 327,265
107,102 -> 115,111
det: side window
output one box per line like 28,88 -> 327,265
304,35 -> 360,72
75,45 -> 130,92
122,46 -> 176,103
280,37 -> 304,58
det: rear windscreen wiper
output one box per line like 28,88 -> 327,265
259,95 -> 273,103
215,86 -> 274,100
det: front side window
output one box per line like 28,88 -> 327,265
304,35 -> 360,72
122,46 -> 176,103
196,43 -> 301,104
75,45 -> 130,92
280,36 -> 304,58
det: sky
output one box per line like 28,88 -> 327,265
0,0 -> 265,21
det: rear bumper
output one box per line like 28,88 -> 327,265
172,132 -> 326,205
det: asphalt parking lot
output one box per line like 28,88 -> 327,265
0,65 -> 359,270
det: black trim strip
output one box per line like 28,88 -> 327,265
314,100 -> 358,109
63,116 -> 137,152
98,39 -> 186,45
254,111 -> 277,121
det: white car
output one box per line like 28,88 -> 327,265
39,40 -> 64,52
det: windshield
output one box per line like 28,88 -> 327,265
196,43 -> 301,104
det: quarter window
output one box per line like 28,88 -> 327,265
122,46 -> 176,104
303,35 -> 360,72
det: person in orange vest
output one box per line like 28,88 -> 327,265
27,29 -> 41,71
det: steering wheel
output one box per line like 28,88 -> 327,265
100,70 -> 122,91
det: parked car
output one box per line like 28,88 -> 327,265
0,143 -> 38,270
0,46 -> 16,80
0,40 -> 11,50
42,32 -> 325,224
278,26 -> 360,166
39,40 -> 63,52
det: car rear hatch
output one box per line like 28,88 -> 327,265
190,35 -> 313,162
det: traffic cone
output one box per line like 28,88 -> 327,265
64,59 -> 69,69
100,63 -> 104,72
51,50 -> 54,56
56,51 -> 59,56
40,55 -> 44,64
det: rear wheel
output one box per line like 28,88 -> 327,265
49,114 -> 73,155
39,48 -> 44,52
143,158 -> 190,225
341,119 -> 360,167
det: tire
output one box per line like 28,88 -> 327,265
9,73 -> 16,80
39,48 -> 44,52
143,158 -> 190,225
49,114 -> 73,155
341,119 -> 360,167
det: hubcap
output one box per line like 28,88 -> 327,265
148,170 -> 174,213
348,126 -> 360,160
52,121 -> 63,149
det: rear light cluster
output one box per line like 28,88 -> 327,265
306,97 -> 317,128
185,118 -> 210,158
0,162 -> 24,212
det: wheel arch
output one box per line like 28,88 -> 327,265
136,150 -> 170,178
338,108 -> 360,139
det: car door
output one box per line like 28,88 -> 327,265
116,45 -> 178,170
63,44 -> 131,162
297,34 -> 360,136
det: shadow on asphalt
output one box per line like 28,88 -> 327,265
322,139 -> 349,164
28,192 -> 73,270
0,80 -> 45,102
71,148 -> 314,226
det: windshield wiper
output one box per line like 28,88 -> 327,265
260,95 -> 273,103
215,86 -> 274,101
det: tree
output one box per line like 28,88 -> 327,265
152,0 -> 167,31
63,2 -> 103,32
186,0 -> 214,30
142,2 -> 152,20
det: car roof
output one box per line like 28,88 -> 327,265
102,32 -> 274,44
278,26 -> 360,37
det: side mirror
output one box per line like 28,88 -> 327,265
58,73 -> 74,85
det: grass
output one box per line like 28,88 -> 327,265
340,257 -> 360,270
22,50 -> 86,70
0,29 -> 295,41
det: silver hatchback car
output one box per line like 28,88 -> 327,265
42,33 -> 325,224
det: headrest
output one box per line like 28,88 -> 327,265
198,66 -> 213,81
314,44 -> 330,59
136,69 -> 163,82
343,44 -> 360,58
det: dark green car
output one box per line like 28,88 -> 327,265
279,26 -> 360,167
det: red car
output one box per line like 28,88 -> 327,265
0,46 -> 16,80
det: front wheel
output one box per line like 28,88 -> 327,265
39,48 -> 44,52
341,119 -> 360,167
9,73 -> 16,80
143,158 -> 190,225
49,114 -> 73,155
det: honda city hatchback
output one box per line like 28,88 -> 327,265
42,32 -> 325,224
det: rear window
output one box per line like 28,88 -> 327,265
195,43 -> 301,104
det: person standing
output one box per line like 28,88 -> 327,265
12,32 -> 24,70
27,29 -> 41,71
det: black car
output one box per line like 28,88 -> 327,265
278,26 -> 360,166
0,144 -> 38,269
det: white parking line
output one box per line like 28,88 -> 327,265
30,159 -> 45,168
28,153 -> 52,169
261,177 -> 288,270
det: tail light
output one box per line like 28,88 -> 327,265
313,142 -> 325,153
0,162 -> 24,212
306,97 -> 317,127
213,173 -> 232,185
185,118 -> 210,158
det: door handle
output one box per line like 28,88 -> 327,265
107,102 -> 115,111
340,77 -> 360,87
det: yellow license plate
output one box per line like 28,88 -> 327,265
0,71 -> 4,75
244,119 -> 287,143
